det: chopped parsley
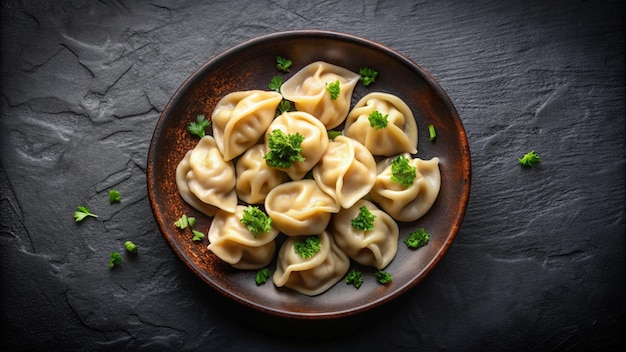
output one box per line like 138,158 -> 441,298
359,67 -> 378,86
73,206 -> 98,223
108,189 -> 121,204
374,270 -> 393,284
264,129 -> 306,168
268,75 -> 283,92
345,269 -> 364,289
240,205 -> 273,237
294,235 -> 321,259
325,80 -> 340,100
428,124 -> 437,141
276,56 -> 292,72
518,150 -> 541,167
175,214 -> 203,242
368,110 -> 389,130
124,241 -> 138,253
188,114 -> 211,138
255,268 -> 272,285
390,155 -> 417,187
109,251 -> 122,268
404,228 -> 430,249
351,206 -> 376,231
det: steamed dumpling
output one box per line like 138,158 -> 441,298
273,231 -> 350,296
312,135 -> 376,209
264,111 -> 329,180
370,155 -> 441,222
175,150 -> 219,217
280,61 -> 360,129
235,144 -> 289,204
184,135 -> 238,213
207,206 -> 279,270
330,199 -> 399,269
344,92 -> 418,156
212,90 -> 283,160
265,179 -> 340,236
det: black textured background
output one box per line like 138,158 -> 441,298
1,0 -> 624,351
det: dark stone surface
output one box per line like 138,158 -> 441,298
1,0 -> 623,351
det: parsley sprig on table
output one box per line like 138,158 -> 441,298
294,235 -> 321,259
351,206 -> 376,231
109,251 -> 122,268
518,150 -> 541,167
240,206 -> 272,237
109,189 -> 121,204
390,155 -> 417,187
264,129 -> 305,168
73,206 -> 98,222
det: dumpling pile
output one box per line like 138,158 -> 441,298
175,61 -> 441,296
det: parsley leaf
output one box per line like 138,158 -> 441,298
174,214 -> 191,229
368,110 -> 389,129
428,124 -> 437,141
325,80 -> 340,100
518,150 -> 541,167
276,56 -> 292,72
275,99 -> 295,117
404,228 -> 430,249
351,206 -> 376,231
188,114 -> 211,138
240,205 -> 273,237
345,269 -> 364,289
255,268 -> 272,285
390,155 -> 417,187
359,67 -> 378,86
124,241 -> 137,253
192,230 -> 205,242
73,206 -> 98,222
109,251 -> 122,268
374,270 -> 393,284
109,189 -> 121,204
327,130 -> 342,140
268,75 -> 283,92
294,235 -> 321,259
264,129 -> 306,168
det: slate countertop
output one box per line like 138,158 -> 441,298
1,1 -> 624,351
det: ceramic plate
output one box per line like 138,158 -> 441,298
147,30 -> 470,319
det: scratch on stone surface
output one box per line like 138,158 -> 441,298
59,43 -> 96,78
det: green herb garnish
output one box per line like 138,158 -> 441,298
428,124 -> 437,141
276,56 -> 292,72
255,268 -> 272,285
109,189 -> 121,204
345,269 -> 364,289
124,241 -> 137,253
351,206 -> 376,231
268,75 -> 283,92
264,129 -> 305,168
275,99 -> 295,116
325,80 -> 340,100
191,230 -> 205,242
240,205 -> 272,237
374,270 -> 393,284
390,156 -> 417,187
404,228 -> 430,249
73,206 -> 98,222
368,110 -> 389,130
109,251 -> 122,268
188,114 -> 211,138
518,150 -> 541,167
327,130 -> 342,140
294,235 -> 321,259
359,67 -> 378,86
